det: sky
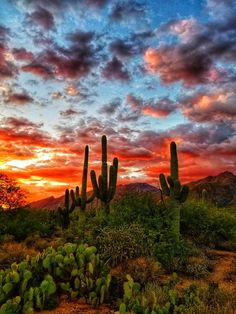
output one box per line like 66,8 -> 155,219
0,0 -> 236,202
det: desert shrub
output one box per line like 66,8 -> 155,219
181,199 -> 236,249
185,256 -> 209,278
0,243 -> 110,313
112,257 -> 162,286
0,242 -> 38,268
118,274 -> 201,314
96,224 -> 155,267
154,240 -> 192,272
187,284 -> 236,314
109,192 -> 164,236
0,208 -> 56,241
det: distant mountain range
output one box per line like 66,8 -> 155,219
29,172 -> 236,210
188,171 -> 236,207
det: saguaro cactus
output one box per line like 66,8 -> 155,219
70,145 -> 95,211
159,141 -> 189,241
201,188 -> 208,201
90,135 -> 118,213
58,189 -> 75,229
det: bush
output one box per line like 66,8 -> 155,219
112,257 -> 162,286
155,240 -> 192,272
0,243 -> 110,313
109,192 -> 164,236
96,224 -> 155,266
0,208 -> 56,241
181,199 -> 236,249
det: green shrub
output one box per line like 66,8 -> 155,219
0,243 -> 110,313
96,224 -> 155,266
181,199 -> 236,249
109,192 -> 164,235
0,208 -> 56,241
155,240 -> 192,272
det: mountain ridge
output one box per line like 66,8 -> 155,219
29,171 -> 236,209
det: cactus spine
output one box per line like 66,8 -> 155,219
159,141 -> 189,241
90,135 -> 118,213
70,145 -> 95,211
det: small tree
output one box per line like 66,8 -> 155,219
0,173 -> 26,210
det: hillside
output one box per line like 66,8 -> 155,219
29,182 -> 160,210
188,171 -> 236,207
29,172 -> 236,210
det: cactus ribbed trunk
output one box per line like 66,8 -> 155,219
90,135 -> 118,214
159,141 -> 189,242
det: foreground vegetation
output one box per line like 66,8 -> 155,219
0,137 -> 235,313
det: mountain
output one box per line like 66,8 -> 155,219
29,172 -> 236,210
188,171 -> 236,207
29,182 -> 160,210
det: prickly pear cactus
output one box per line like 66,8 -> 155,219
0,243 -> 110,313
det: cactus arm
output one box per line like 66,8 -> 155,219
98,175 -> 105,201
75,186 -> 79,198
65,189 -> 70,212
170,141 -> 178,180
159,174 -> 170,196
108,165 -> 116,201
81,145 -> 89,210
167,176 -> 174,187
101,135 -> 108,198
179,185 -> 189,203
90,170 -> 100,198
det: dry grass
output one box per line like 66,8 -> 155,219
0,241 -> 38,267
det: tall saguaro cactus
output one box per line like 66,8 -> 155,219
70,145 -> 95,211
58,145 -> 95,228
90,135 -> 118,213
159,141 -> 189,241
58,189 -> 75,229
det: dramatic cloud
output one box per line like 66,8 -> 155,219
127,94 -> 177,118
27,6 -> 55,30
110,1 -> 147,23
145,0 -> 236,86
21,64 -> 53,78
102,56 -> 130,80
180,88 -> 236,122
7,92 -> 33,105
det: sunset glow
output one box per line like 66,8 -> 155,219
0,0 -> 235,202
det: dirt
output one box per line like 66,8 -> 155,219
177,249 -> 236,290
39,301 -> 114,314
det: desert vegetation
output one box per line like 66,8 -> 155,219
0,136 -> 235,314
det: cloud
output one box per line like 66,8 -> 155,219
60,109 -> 79,117
7,92 -> 33,105
110,1 -> 147,23
21,63 -> 53,78
179,88 -> 236,122
99,98 -> 121,115
12,48 -> 34,61
145,2 -> 236,86
102,56 -> 130,80
127,94 -> 177,118
0,117 -> 51,147
27,6 -> 55,30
